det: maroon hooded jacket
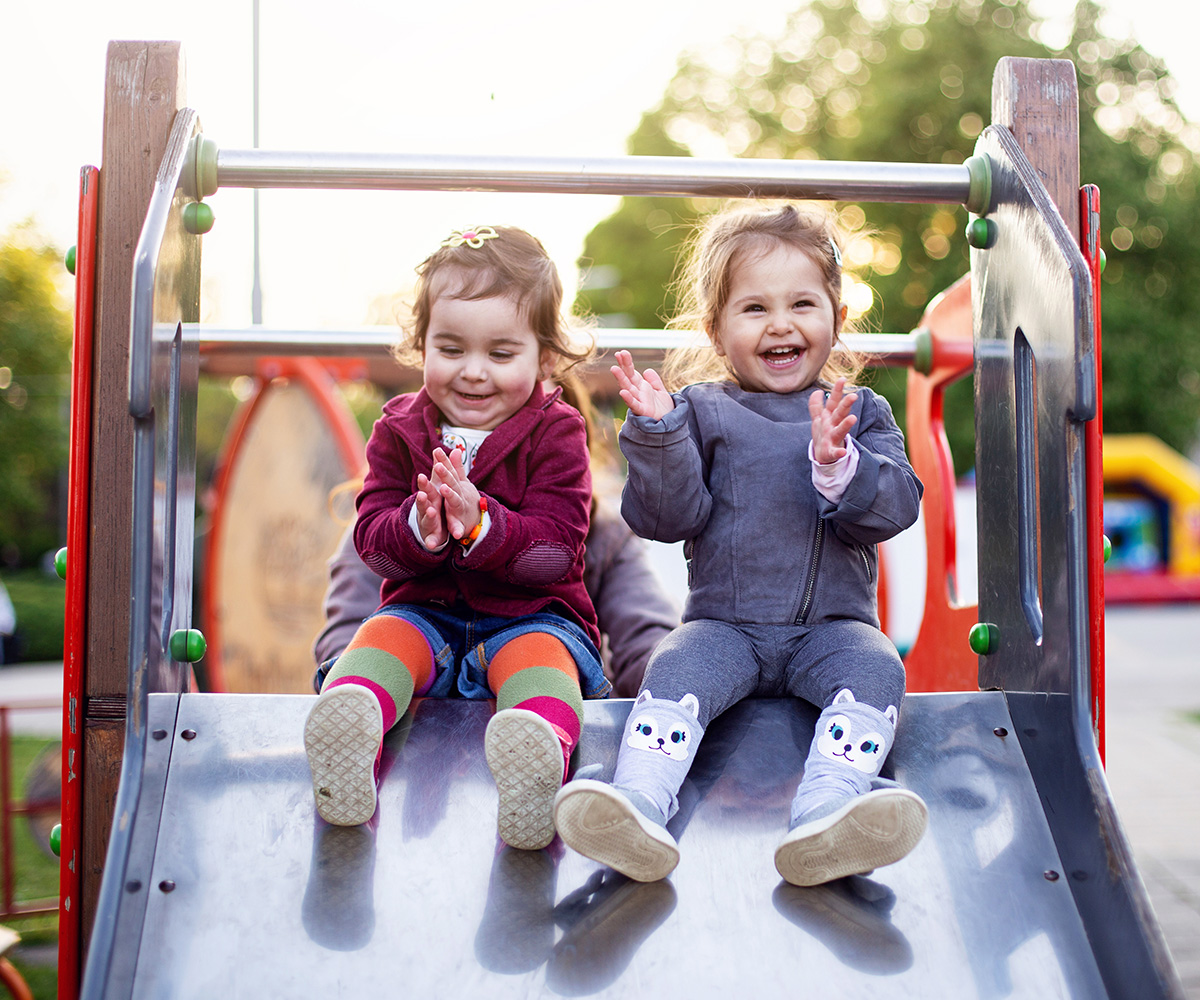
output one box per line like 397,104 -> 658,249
354,382 -> 600,647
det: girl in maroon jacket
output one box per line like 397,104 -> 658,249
304,226 -> 607,851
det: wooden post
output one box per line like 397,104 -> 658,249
82,40 -> 186,953
992,56 -> 1081,242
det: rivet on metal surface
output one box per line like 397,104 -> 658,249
993,727 -> 1008,738
125,880 -> 142,893
159,880 -> 177,893
1044,870 -> 1060,882
181,729 -> 197,741
152,729 -> 168,741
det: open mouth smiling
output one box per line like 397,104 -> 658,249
761,346 -> 802,366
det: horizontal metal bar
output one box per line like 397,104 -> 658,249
191,325 -> 920,365
214,149 -> 975,205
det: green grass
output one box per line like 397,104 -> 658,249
3,735 -> 62,1000
3,570 -> 65,664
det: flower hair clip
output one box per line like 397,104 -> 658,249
829,238 -> 843,268
441,226 -> 499,249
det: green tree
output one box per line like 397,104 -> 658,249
576,0 -> 1200,466
0,227 -> 72,566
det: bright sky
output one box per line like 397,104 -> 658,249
1,0 -> 1197,330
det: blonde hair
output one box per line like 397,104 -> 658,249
662,203 -> 865,391
394,225 -> 593,376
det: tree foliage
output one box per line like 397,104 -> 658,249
575,0 -> 1200,466
0,228 -> 72,566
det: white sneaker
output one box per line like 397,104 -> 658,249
554,779 -> 679,882
485,709 -> 566,851
304,683 -> 383,827
774,787 -> 927,886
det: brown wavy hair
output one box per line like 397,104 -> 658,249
393,225 -> 593,377
662,203 -> 865,391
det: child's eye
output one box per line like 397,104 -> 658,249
439,346 -> 463,357
490,351 -> 514,361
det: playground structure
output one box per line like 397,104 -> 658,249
54,43 -> 1185,999
1102,433 -> 1200,602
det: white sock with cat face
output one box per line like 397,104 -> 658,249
610,690 -> 706,825
789,688 -> 897,830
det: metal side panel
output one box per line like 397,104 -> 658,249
129,693 -> 1106,999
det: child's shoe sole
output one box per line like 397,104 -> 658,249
774,788 -> 927,887
304,684 -> 382,827
554,779 -> 679,882
485,709 -> 564,851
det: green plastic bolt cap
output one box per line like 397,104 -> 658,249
183,202 -> 215,236
1103,534 -> 1112,564
965,217 -> 997,250
170,628 -> 207,663
66,246 -> 77,275
54,547 -> 68,580
50,823 -> 62,857
963,154 -> 993,216
969,621 -> 999,655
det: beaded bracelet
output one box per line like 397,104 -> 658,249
459,496 -> 489,547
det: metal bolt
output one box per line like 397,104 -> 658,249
993,727 -> 1008,738
126,880 -> 142,893
159,880 -> 177,893
1044,870 -> 1060,882
181,729 -> 197,741
152,729 -> 168,741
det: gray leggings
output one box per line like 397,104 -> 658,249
638,618 -> 906,728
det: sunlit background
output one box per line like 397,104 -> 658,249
2,0 -> 1198,328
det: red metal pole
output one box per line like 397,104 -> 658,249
59,164 -> 100,1000
1080,184 -> 1106,762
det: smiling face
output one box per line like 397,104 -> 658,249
423,292 -> 550,430
710,242 -> 845,394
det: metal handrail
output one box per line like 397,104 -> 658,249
190,325 -> 925,367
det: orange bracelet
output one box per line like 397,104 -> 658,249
459,496 -> 488,547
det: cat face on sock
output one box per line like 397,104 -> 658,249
816,714 -> 887,774
814,688 -> 897,775
625,691 -> 700,763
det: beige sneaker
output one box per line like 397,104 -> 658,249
485,709 -> 567,850
304,683 -> 383,827
554,779 -> 679,882
774,787 -> 927,887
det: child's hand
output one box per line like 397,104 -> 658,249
809,377 -> 858,464
430,447 -> 483,541
414,473 -> 449,549
611,350 -> 675,420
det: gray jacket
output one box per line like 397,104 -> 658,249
619,381 -> 922,629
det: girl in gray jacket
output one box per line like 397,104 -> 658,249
554,203 -> 928,886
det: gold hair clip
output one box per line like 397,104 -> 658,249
441,227 -> 499,249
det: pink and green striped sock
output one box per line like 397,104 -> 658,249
323,615 -> 435,733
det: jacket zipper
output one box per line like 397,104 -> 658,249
858,544 -> 873,584
797,517 -> 825,625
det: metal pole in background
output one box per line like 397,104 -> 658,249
251,0 -> 263,325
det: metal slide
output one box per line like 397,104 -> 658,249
78,114 -> 1185,998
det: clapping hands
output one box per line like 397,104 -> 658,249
415,446 -> 482,549
809,377 -> 858,464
